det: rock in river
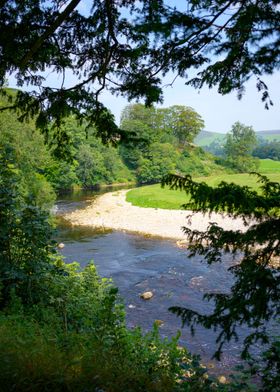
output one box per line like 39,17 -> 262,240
140,291 -> 153,300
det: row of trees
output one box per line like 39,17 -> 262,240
1,95 -> 227,193
0,92 -> 133,194
253,139 -> 280,161
0,90 -> 270,195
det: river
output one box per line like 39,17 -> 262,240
54,187 -> 262,375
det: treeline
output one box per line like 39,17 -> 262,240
2,89 -> 270,205
0,93 -> 226,199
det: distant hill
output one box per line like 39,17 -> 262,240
194,131 -> 226,146
195,129 -> 280,146
256,130 -> 280,142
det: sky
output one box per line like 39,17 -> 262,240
99,72 -> 280,133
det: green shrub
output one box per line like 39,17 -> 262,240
0,262 -> 228,392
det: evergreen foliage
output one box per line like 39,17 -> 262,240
1,0 -> 278,146
163,172 -> 280,388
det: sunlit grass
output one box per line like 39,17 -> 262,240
126,162 -> 280,210
258,158 -> 280,173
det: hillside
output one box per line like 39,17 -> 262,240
195,129 -> 280,146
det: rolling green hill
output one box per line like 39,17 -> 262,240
195,129 -> 280,147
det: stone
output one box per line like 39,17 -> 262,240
189,275 -> 204,287
176,239 -> 188,248
140,291 -> 153,300
218,375 -> 227,384
58,242 -> 65,249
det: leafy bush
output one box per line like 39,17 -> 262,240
0,261 -> 226,392
0,146 -> 57,308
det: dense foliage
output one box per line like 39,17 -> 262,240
0,95 -> 228,190
0,145 -> 57,308
0,92 -> 134,192
120,104 -> 223,183
163,172 -> 280,389
1,0 -> 279,146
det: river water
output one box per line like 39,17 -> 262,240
55,188 -> 261,375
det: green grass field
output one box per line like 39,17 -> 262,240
259,158 -> 280,173
126,160 -> 280,210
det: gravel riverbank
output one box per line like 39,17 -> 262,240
64,189 -> 248,240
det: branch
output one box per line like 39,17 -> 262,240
20,0 -> 81,69
0,105 -> 17,111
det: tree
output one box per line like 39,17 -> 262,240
0,100 -> 56,208
163,172 -> 280,388
224,122 -> 259,172
75,144 -> 108,187
0,1 -> 279,146
0,146 -> 56,307
160,105 -> 204,148
137,142 -> 179,183
119,104 -> 158,169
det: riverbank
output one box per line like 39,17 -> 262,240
63,189 -> 248,240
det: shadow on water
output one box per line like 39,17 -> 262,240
55,188 -> 264,375
54,184 -> 134,215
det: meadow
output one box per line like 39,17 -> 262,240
126,159 -> 280,210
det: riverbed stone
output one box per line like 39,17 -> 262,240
218,375 -> 227,384
176,239 -> 188,248
140,291 -> 153,300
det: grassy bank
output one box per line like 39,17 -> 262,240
127,163 -> 280,210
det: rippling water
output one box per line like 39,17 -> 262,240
55,188 -> 263,374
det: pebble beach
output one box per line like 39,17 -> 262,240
64,189 -> 248,240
